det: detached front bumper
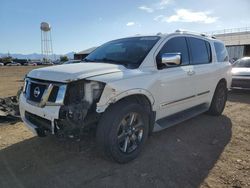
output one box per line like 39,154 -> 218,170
19,93 -> 61,136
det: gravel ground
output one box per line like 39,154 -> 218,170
0,66 -> 249,188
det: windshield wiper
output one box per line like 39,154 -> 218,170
83,58 -> 95,62
97,58 -> 130,66
84,57 -> 129,67
93,58 -> 118,63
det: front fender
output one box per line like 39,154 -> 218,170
96,85 -> 155,113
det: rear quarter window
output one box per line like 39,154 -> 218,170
214,42 -> 229,62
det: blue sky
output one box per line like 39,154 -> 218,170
0,0 -> 249,54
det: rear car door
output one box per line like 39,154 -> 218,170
186,37 -> 216,105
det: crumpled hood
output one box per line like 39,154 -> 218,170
232,67 -> 250,76
27,63 -> 125,82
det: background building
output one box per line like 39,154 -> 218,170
74,47 -> 96,60
210,27 -> 250,60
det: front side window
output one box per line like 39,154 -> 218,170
84,36 -> 160,69
214,42 -> 229,62
156,37 -> 190,69
188,37 -> 211,65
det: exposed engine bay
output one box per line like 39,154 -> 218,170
56,80 -> 105,138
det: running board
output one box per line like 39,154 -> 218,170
153,104 -> 209,132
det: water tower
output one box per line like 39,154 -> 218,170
40,22 -> 53,62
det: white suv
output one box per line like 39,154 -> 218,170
19,31 -> 232,163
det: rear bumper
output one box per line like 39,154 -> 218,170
231,76 -> 250,89
19,93 -> 61,135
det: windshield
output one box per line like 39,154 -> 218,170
233,58 -> 250,68
84,36 -> 160,69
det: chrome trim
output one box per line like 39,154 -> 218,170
55,85 -> 67,104
161,53 -> 181,66
161,90 -> 210,107
23,79 -> 28,93
161,95 -> 196,107
25,78 -> 67,107
197,90 -> 210,96
40,84 -> 53,107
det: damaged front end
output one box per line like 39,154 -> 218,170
22,78 -> 105,138
56,80 -> 105,137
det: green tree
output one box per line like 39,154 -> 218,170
60,55 -> 68,62
1,56 -> 12,65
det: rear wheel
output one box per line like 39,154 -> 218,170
96,100 -> 149,163
207,81 -> 227,116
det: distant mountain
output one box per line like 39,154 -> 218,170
64,52 -> 75,59
0,52 -> 75,60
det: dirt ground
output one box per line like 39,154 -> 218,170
0,66 -> 38,98
0,66 -> 249,188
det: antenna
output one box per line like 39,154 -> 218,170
40,22 -> 54,63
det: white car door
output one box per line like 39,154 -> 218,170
152,36 -> 198,119
186,37 -> 217,105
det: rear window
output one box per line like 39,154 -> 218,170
188,37 -> 211,65
214,42 -> 229,62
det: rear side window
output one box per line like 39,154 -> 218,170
157,37 -> 190,66
214,42 -> 229,62
188,37 -> 211,64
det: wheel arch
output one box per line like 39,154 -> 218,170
211,78 -> 227,99
216,78 -> 228,91
218,78 -> 227,86
207,77 -> 228,116
96,88 -> 155,113
97,92 -> 156,135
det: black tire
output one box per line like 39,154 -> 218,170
207,81 -> 227,116
96,99 -> 149,163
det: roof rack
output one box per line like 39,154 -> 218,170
175,29 -> 216,39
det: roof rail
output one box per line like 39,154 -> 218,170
175,29 -> 215,39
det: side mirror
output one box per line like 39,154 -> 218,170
161,53 -> 181,67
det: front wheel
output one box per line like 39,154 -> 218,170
96,100 -> 149,163
207,81 -> 227,116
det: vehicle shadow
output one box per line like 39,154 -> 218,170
0,114 -> 232,188
228,89 -> 250,104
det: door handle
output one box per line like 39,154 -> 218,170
187,70 -> 195,76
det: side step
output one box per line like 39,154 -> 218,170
153,104 -> 209,132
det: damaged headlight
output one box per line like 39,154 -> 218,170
84,81 -> 105,104
64,80 -> 105,106
53,85 -> 67,104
